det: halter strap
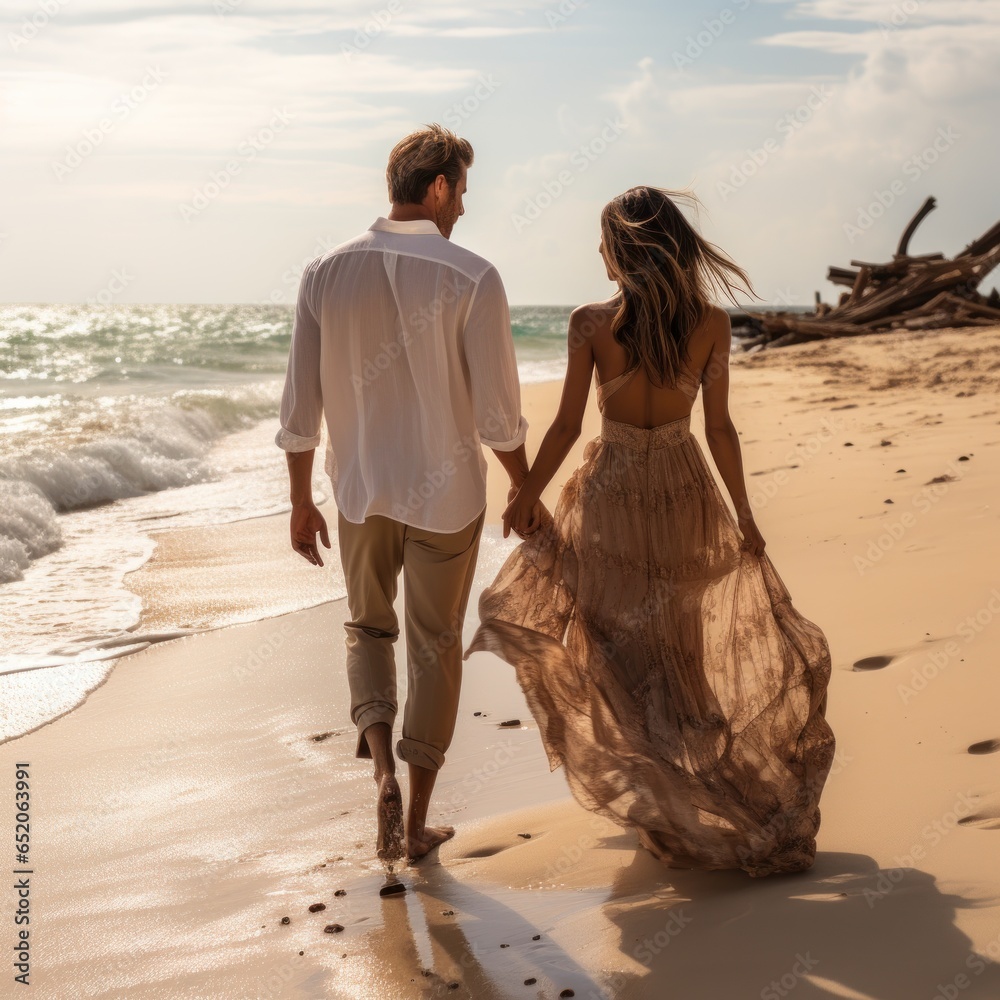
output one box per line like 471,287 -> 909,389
595,362 -> 702,414
595,365 -> 640,412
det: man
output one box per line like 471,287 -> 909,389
274,124 -> 539,864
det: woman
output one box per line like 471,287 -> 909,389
465,186 -> 836,877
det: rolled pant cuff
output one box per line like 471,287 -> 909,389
354,707 -> 396,759
396,737 -> 446,771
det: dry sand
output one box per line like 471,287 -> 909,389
4,324 -> 1000,999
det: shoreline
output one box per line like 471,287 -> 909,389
10,317 -> 1000,743
0,333 -> 761,696
0,372 -> 602,743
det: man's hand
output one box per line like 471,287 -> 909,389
504,484 -> 545,539
289,502 -> 332,566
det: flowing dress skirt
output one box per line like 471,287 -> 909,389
464,412 -> 836,877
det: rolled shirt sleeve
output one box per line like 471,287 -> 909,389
463,265 -> 528,451
274,261 -> 324,452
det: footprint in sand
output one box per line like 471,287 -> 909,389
968,739 -> 1000,755
958,813 -> 1000,831
749,464 -> 800,477
458,844 -> 515,859
787,892 -> 850,902
852,655 -> 894,671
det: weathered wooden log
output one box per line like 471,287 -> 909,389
943,294 -> 1000,320
863,291 -> 955,328
901,313 -> 952,330
827,265 -> 860,288
896,196 -> 937,257
748,196 -> 1000,349
845,266 -> 872,306
959,218 -> 1000,259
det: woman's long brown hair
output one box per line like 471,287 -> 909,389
600,185 -> 758,387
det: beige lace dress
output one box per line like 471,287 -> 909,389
464,361 -> 836,877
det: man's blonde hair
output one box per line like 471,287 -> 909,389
386,123 -> 474,205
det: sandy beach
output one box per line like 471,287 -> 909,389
5,324 -> 1000,999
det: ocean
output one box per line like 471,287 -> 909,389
0,302 -> 755,741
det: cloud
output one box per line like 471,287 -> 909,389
1,0 -> 995,304
601,1 -> 999,305
773,0 -> 1000,25
3,14 -> 483,168
389,25 -> 548,37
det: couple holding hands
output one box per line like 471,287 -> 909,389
276,124 -> 835,876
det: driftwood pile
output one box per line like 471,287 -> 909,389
734,197 -> 1000,349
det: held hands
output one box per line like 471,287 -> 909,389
737,513 -> 766,557
503,483 -> 545,540
289,502 -> 332,566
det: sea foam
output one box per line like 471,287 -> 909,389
0,386 -> 281,582
0,481 -> 62,584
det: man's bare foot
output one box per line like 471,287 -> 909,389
376,773 -> 405,863
406,824 -> 455,864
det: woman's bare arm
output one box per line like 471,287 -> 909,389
503,305 -> 597,531
701,310 -> 766,553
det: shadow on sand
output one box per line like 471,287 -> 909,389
357,840 -> 1000,1000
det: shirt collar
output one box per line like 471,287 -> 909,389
369,216 -> 442,237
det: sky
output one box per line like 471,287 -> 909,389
1,0 -> 997,307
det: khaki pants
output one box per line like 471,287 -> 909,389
337,506 -> 486,771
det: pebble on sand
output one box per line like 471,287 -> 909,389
280,916 -> 290,925
517,833 -> 531,839
379,883 -> 406,897
308,903 -> 326,912
560,990 -> 575,998
499,719 -> 521,727
324,923 -> 345,934
532,934 -> 541,940
525,979 -> 537,986
334,889 -> 347,896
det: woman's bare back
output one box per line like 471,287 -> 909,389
585,299 -> 726,429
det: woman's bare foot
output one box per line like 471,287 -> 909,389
406,824 -> 455,864
376,773 -> 405,863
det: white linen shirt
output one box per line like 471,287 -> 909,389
274,217 -> 528,532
